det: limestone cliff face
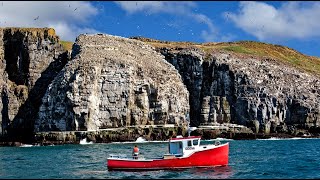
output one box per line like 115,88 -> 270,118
157,47 -> 320,134
0,28 -> 68,138
35,34 -> 189,132
1,28 -> 319,142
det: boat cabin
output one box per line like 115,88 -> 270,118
167,136 -> 201,158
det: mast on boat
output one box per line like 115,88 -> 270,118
186,112 -> 196,137
186,113 -> 191,137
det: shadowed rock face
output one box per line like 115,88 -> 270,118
35,34 -> 189,132
0,28 -> 68,141
157,47 -> 320,133
158,48 -> 205,127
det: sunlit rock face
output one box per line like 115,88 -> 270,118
157,47 -> 320,134
35,34 -> 189,132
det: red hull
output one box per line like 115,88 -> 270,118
107,143 -> 229,170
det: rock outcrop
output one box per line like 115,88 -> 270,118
34,34 -> 189,132
0,28 -> 69,141
1,28 -> 319,145
155,47 -> 320,134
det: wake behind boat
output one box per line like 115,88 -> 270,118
107,135 -> 229,170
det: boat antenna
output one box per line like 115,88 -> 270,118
186,113 -> 191,137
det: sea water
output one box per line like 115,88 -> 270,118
0,138 -> 320,179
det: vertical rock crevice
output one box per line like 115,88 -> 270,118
158,48 -> 204,126
1,88 -> 9,135
0,28 -> 69,142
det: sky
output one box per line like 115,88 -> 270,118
0,1 -> 320,57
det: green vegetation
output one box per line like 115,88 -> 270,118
137,38 -> 320,77
60,40 -> 73,51
220,46 -> 264,56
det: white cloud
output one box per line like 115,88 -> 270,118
115,1 -> 196,14
0,1 -> 99,41
228,1 -> 320,41
115,1 -> 226,42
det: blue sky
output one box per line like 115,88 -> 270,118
1,1 -> 320,57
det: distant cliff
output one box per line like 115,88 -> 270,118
0,28 -> 319,145
132,37 -> 320,135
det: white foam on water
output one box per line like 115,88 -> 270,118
258,137 -> 284,140
135,137 -> 147,143
80,138 -> 94,145
216,137 -> 234,141
20,144 -> 34,147
19,144 -> 42,147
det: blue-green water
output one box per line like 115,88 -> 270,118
1,138 -> 320,179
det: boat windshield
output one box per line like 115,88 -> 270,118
169,141 -> 183,155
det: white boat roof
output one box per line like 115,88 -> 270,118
169,136 -> 201,142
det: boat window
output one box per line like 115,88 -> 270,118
169,142 -> 183,155
187,140 -> 192,146
193,139 -> 199,146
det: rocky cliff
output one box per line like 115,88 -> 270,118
1,28 -> 319,145
132,37 -> 320,135
34,34 -> 189,132
0,28 -> 69,142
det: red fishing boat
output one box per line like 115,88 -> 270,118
107,135 -> 229,170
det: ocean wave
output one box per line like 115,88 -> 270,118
135,137 -> 147,143
20,144 -> 34,147
80,138 -> 94,145
19,143 -> 42,147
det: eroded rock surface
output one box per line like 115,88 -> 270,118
157,47 -> 320,134
35,34 -> 189,132
1,29 -> 319,144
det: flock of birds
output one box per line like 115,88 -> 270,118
0,2 -> 266,34
0,2 -> 80,24
33,4 -> 78,21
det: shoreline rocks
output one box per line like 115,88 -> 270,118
1,126 -> 319,147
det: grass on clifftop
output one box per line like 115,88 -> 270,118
213,41 -> 320,76
132,37 -> 320,77
60,41 -> 73,51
